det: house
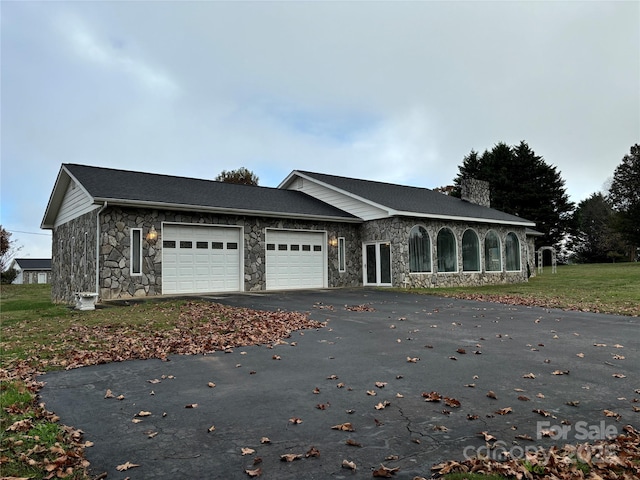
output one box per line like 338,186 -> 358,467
41,164 -> 537,304
10,258 -> 52,284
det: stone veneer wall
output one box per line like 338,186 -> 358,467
51,206 -> 534,303
362,217 -> 530,288
51,210 -> 98,303
95,207 -> 362,301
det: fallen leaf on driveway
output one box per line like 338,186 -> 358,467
479,431 -> 496,442
444,397 -> 461,408
104,389 -> 114,398
260,437 -> 270,444
332,422 -> 355,432
208,382 -> 216,388
289,417 -> 303,424
346,439 -> 361,447
245,467 -> 262,477
185,403 -> 198,408
522,373 -> 536,379
422,391 -> 442,402
612,373 -> 627,378
486,391 -> 497,399
372,464 -> 400,477
241,448 -> 255,456
305,446 -> 320,457
116,461 -> 140,471
406,356 -> 419,363
342,459 -> 356,470
136,411 -> 152,417
280,453 -> 302,462
533,408 -> 552,417
604,409 -> 621,420
495,407 -> 513,415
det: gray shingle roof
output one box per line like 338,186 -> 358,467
296,170 -> 536,226
64,164 -> 359,221
13,258 -> 51,270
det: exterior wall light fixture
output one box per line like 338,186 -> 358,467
146,225 -> 158,243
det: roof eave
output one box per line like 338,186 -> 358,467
392,210 -> 536,227
96,198 -> 363,224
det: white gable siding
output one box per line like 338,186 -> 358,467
54,181 -> 98,227
291,178 -> 389,221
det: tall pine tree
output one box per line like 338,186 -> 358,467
454,141 -> 573,249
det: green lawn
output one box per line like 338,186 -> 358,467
412,262 -> 640,317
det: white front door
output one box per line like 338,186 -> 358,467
363,242 -> 392,286
266,230 -> 326,290
162,224 -> 242,294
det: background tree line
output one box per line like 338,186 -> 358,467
452,142 -> 639,264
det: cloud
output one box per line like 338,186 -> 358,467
55,12 -> 180,98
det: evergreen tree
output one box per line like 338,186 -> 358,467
571,193 -> 625,263
607,144 -> 640,260
455,141 -> 574,249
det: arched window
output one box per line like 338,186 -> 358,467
505,232 -> 521,271
462,229 -> 480,272
484,230 -> 501,272
437,228 -> 457,272
409,226 -> 431,273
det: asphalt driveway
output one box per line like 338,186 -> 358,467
39,289 -> 639,479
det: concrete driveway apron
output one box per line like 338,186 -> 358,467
40,289 -> 639,479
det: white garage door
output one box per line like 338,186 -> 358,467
162,224 -> 242,294
266,230 -> 325,290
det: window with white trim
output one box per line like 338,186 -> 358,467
505,232 -> 521,271
462,229 -> 480,272
338,237 -> 346,272
437,228 -> 457,272
131,228 -> 142,275
484,230 -> 501,272
409,225 -> 431,273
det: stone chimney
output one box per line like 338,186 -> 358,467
461,178 -> 490,208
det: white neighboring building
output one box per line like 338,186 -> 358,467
10,258 -> 52,284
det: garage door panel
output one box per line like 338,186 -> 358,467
266,230 -> 325,290
162,225 -> 242,294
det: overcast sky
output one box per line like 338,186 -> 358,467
2,1 -> 638,260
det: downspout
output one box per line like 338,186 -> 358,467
95,202 -> 108,298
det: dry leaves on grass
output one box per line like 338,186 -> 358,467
11,302 -> 323,372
